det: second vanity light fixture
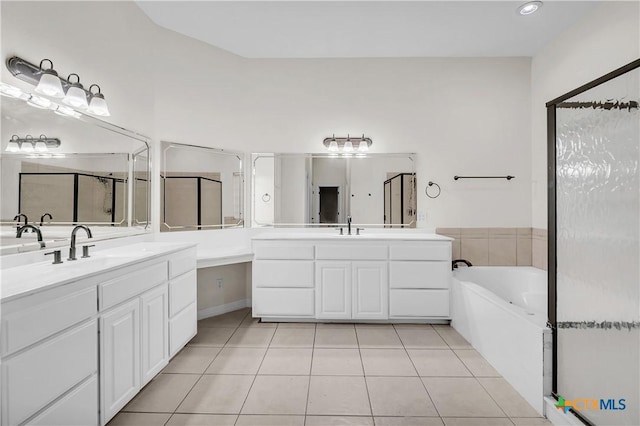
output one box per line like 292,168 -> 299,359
6,135 -> 61,153
323,134 -> 372,154
5,56 -> 111,116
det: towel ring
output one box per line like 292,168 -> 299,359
426,181 -> 441,199
262,193 -> 271,203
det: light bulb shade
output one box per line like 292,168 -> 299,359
88,94 -> 110,116
343,140 -> 354,152
34,141 -> 48,152
0,83 -> 23,98
358,141 -> 369,152
63,85 -> 89,109
21,142 -> 34,153
35,71 -> 65,98
27,95 -> 52,109
328,140 -> 339,152
6,141 -> 20,152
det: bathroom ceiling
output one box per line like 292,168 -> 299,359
136,1 -> 601,58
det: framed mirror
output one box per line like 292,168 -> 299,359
161,142 -> 244,231
252,153 -> 416,227
0,84 -> 151,254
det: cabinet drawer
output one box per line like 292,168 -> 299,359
169,270 -> 197,316
389,243 -> 451,261
1,284 -> 97,356
253,288 -> 314,317
316,245 -> 387,260
254,244 -> 314,260
29,375 -> 98,426
169,302 -> 197,357
389,289 -> 450,317
1,320 -> 97,426
100,262 -> 167,310
390,261 -> 451,289
253,261 -> 314,288
169,251 -> 196,279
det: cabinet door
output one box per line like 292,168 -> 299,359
316,261 -> 351,319
352,261 -> 389,320
141,285 -> 168,386
100,299 -> 140,425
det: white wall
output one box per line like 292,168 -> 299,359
2,1 -> 533,230
530,1 -> 640,229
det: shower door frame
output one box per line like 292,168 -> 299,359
546,58 -> 640,425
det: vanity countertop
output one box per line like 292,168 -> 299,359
252,232 -> 453,241
1,242 -> 196,303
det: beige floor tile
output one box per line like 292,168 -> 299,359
205,347 -> 267,374
163,347 -> 222,374
312,348 -> 364,376
166,414 -> 237,425
317,323 -> 355,329
478,378 -> 540,417
432,326 -> 472,349
258,348 -> 313,375
422,377 -> 505,418
355,327 -> 403,348
510,418 -> 552,425
107,412 -> 172,426
269,327 -> 316,348
240,315 -> 278,328
123,374 -> 199,413
360,349 -> 417,376
241,375 -> 309,415
443,418 -> 513,425
177,375 -> 254,414
188,327 -> 236,347
278,322 -> 317,328
367,377 -> 438,417
199,309 -> 249,328
407,350 -> 471,377
226,327 -> 276,347
374,417 -> 444,426
305,416 -> 374,425
395,328 -> 448,349
454,350 -> 500,377
307,376 -> 371,416
315,328 -> 359,348
236,415 -> 305,426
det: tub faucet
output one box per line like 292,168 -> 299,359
68,225 -> 93,261
16,225 -> 45,249
452,259 -> 472,270
40,213 -> 53,226
347,216 -> 352,235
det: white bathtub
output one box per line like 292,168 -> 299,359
451,266 -> 552,415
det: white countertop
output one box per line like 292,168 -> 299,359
1,242 -> 196,303
252,232 -> 453,241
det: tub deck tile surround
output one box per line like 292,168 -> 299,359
108,308 -> 551,426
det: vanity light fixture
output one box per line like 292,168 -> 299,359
34,59 -> 65,98
26,94 -> 52,109
323,134 -> 372,153
5,134 -> 61,153
6,56 -> 111,116
517,1 -> 542,15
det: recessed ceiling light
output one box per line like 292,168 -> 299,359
517,1 -> 542,15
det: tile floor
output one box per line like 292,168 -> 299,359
109,308 -> 552,426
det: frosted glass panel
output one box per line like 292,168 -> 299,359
556,67 -> 639,425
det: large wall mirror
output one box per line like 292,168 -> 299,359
0,86 -> 150,253
252,153 -> 416,227
161,142 -> 243,231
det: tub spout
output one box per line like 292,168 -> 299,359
452,259 -> 472,270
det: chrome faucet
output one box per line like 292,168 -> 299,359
40,213 -> 53,226
16,225 -> 45,249
68,225 -> 92,261
347,216 -> 352,235
14,213 -> 28,234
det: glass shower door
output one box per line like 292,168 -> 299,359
554,65 -> 639,425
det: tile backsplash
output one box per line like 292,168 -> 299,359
436,227 -> 547,270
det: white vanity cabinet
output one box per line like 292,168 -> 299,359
252,235 -> 451,323
0,243 -> 197,426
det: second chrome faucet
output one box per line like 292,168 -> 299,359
68,225 -> 93,261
